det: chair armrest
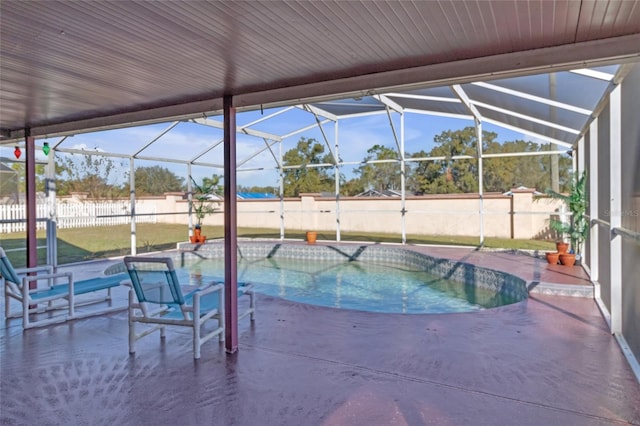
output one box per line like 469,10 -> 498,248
15,265 -> 54,275
195,282 -> 224,296
20,272 -> 72,284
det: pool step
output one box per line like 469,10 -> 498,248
527,281 -> 593,298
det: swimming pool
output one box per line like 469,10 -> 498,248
175,243 -> 528,314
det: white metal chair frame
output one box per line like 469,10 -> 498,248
1,247 -> 127,329
124,256 -> 231,359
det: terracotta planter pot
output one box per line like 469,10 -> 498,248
556,242 -> 569,254
545,252 -> 560,265
559,253 -> 576,267
306,231 -> 318,244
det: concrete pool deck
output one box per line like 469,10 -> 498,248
1,242 -> 639,425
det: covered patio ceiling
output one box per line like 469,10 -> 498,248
2,0 -> 640,143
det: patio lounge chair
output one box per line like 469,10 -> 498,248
123,256 -> 255,359
1,247 -> 129,329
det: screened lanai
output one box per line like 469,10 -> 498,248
1,0 -> 639,384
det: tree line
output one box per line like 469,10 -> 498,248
281,127 -> 571,196
3,127 -> 570,200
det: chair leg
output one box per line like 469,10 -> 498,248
4,291 -> 11,319
193,297 -> 201,359
128,291 -> 136,354
250,292 -> 256,321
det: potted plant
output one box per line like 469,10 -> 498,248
189,176 -> 220,244
545,171 -> 588,266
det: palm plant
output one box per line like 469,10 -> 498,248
190,176 -> 219,228
545,171 -> 588,256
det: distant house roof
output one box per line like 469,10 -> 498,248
237,192 -> 277,200
502,186 -> 543,196
355,189 -> 413,197
0,162 -> 17,174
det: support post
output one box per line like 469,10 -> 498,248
609,86 -> 622,335
25,131 -> 37,270
223,95 -> 239,353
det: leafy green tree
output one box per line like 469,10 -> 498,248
56,153 -> 128,198
483,140 -> 571,193
354,144 -> 402,192
407,127 -> 481,194
407,127 -> 571,194
340,177 -> 365,196
282,137 -> 335,196
9,162 -> 46,193
134,165 -> 185,195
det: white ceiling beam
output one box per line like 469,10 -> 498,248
570,68 -> 614,81
471,101 -> 580,134
190,117 -> 281,141
403,108 -> 473,120
281,119 -> 332,140
470,82 -> 592,115
299,104 -> 338,121
450,85 -> 483,121
373,95 -> 404,114
385,93 -> 460,103
133,121 -> 180,157
482,118 -> 574,148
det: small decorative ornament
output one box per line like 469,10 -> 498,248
14,146 -> 21,159
42,142 -> 50,156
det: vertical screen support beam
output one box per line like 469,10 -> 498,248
129,158 -> 137,255
588,121 -> 599,284
45,146 -> 58,268
400,112 -> 407,244
334,121 -> 341,242
279,140 -> 285,240
476,119 -> 484,246
187,163 -> 193,239
25,131 -> 37,271
609,86 -> 622,335
223,95 -> 239,354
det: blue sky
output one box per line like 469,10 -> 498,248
2,106 -> 534,189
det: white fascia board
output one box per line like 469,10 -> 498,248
471,82 -> 592,115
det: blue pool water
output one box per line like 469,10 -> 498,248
173,255 -> 519,314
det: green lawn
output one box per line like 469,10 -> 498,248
0,224 -> 554,267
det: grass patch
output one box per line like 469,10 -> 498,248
0,224 -> 554,267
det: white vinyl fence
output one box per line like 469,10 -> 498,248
0,202 -> 157,233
